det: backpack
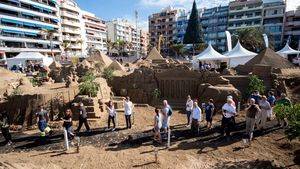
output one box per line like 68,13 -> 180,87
168,106 -> 173,116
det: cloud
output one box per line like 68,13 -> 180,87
286,0 -> 300,11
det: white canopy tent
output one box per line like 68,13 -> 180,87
6,52 -> 53,69
224,41 -> 257,67
276,43 -> 300,58
192,43 -> 228,69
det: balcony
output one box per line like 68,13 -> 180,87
228,24 -> 261,30
60,11 -> 79,20
61,27 -> 81,35
0,3 -> 58,19
60,3 -> 79,13
229,6 -> 263,13
285,30 -> 300,36
0,46 -> 60,53
62,35 -> 79,42
61,19 -> 81,28
285,21 -> 300,27
229,15 -> 262,21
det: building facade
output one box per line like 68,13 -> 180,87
0,0 -> 61,58
107,19 -> 141,54
175,10 -> 188,44
140,30 -> 149,56
228,0 -> 263,31
201,6 -> 229,52
59,0 -> 84,58
82,10 -> 107,54
149,7 -> 184,56
262,0 -> 285,50
284,9 -> 300,48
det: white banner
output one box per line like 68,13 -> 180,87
263,34 -> 269,48
225,31 -> 232,52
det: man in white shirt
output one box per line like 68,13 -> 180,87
221,98 -> 237,140
186,95 -> 193,127
124,96 -> 134,129
191,101 -> 201,135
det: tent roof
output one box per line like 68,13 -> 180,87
276,43 -> 300,55
7,52 -> 45,60
7,52 -> 53,67
245,48 -> 295,69
224,41 -> 257,58
195,43 -> 228,61
146,47 -> 165,61
86,52 -> 113,67
108,61 -> 126,72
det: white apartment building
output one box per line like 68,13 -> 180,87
228,0 -> 264,31
59,0 -> 84,58
0,0 -> 61,58
107,19 -> 141,54
82,10 -> 107,54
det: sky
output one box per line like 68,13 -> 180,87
76,0 -> 300,31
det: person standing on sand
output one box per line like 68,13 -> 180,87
162,100 -> 172,133
107,100 -> 116,131
185,95 -> 193,127
191,101 -> 202,135
124,96 -> 134,129
258,96 -> 271,130
63,109 -> 74,139
205,99 -> 215,129
75,102 -> 91,133
153,108 -> 162,143
246,98 -> 261,141
267,91 -> 276,120
0,111 -> 12,145
221,98 -> 236,140
36,105 -> 52,137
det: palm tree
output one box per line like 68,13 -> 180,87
115,39 -> 126,56
106,39 -> 115,56
170,43 -> 185,58
233,28 -> 271,52
76,39 -> 84,58
40,29 -> 56,60
127,41 -> 133,56
60,40 -> 71,59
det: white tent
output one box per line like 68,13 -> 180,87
276,43 -> 300,58
192,43 -> 228,69
6,52 -> 53,69
224,41 -> 257,67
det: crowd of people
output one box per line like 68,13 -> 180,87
0,90 -> 293,146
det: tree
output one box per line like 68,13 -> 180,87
233,28 -> 268,52
76,39 -> 84,58
106,39 -> 115,56
246,75 -> 265,97
183,0 -> 204,56
79,72 -> 100,97
40,29 -> 56,60
170,44 -> 185,58
61,41 -> 71,59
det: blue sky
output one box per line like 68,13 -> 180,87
76,0 -> 300,31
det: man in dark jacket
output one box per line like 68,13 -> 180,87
75,102 -> 91,133
0,111 -> 12,145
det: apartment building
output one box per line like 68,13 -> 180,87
284,9 -> 300,47
263,0 -> 285,50
175,10 -> 188,43
59,0 -> 84,58
149,7 -> 184,56
140,30 -> 149,56
82,10 -> 107,54
201,6 -> 229,52
0,0 -> 61,58
228,0 -> 263,31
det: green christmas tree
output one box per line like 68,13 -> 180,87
183,0 -> 204,55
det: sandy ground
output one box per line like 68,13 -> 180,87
0,106 -> 299,169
